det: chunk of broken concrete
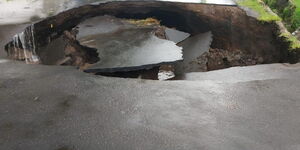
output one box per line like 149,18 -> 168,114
175,31 -> 213,74
158,65 -> 175,81
75,16 -> 183,73
165,28 -> 190,43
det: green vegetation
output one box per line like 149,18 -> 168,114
262,0 -> 300,51
238,0 -> 281,22
263,0 -> 300,31
239,0 -> 300,51
293,0 -> 300,29
280,33 -> 300,50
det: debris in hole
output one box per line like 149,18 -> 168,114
62,30 -> 100,68
206,48 -> 263,71
158,65 -> 175,81
175,31 -> 213,74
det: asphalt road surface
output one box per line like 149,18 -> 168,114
0,60 -> 300,150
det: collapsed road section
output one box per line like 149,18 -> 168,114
4,1 -> 300,80
76,16 -> 183,74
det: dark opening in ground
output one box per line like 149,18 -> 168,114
4,1 -> 297,80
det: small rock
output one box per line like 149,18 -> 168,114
158,65 -> 175,81
34,97 -> 39,101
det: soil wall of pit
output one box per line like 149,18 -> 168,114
5,1 -> 299,65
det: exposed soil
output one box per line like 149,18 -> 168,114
61,30 -> 99,68
4,1 -> 300,80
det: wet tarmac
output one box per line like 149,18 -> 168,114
0,60 -> 300,150
1,1 -> 300,150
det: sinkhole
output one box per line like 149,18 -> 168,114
4,1 -> 299,80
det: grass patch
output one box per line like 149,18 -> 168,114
238,0 -> 281,22
264,0 -> 300,31
280,33 -> 300,50
240,0 -> 300,52
291,0 -> 300,29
